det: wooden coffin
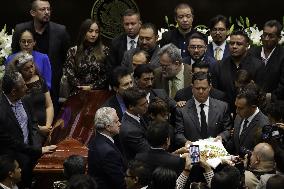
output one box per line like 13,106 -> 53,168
34,90 -> 113,173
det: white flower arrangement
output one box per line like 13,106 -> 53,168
0,25 -> 13,79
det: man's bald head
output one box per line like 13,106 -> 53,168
253,143 -> 274,162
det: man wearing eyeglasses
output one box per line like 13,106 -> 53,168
249,20 -> 284,101
159,3 -> 196,58
206,15 -> 231,62
182,32 -> 217,73
11,0 -> 70,116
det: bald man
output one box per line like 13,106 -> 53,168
245,143 -> 276,189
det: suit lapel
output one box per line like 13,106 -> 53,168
183,64 -> 192,88
1,94 -> 23,134
233,116 -> 242,150
208,98 -> 218,133
187,100 -> 201,132
239,113 -> 260,144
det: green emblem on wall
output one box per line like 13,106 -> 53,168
91,0 -> 139,39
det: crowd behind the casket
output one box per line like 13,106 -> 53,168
1,1 -> 284,189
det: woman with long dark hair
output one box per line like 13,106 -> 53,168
64,19 -> 109,93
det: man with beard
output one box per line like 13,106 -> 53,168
159,3 -> 196,58
249,20 -> 284,101
153,43 -> 192,98
133,64 -> 176,110
206,15 -> 231,62
121,23 -> 160,72
182,32 -> 217,72
11,0 -> 70,116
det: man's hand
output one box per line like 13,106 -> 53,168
200,157 -> 212,172
77,85 -> 92,90
42,145 -> 57,154
214,136 -> 222,142
176,101 -> 187,107
172,146 -> 189,155
276,123 -> 284,130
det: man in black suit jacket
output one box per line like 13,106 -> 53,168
88,107 -> 126,189
206,15 -> 230,62
159,3 -> 196,58
120,87 -> 150,161
175,72 -> 232,147
135,121 -> 185,174
11,0 -> 70,115
211,30 -> 264,113
107,9 -> 141,69
0,72 -> 56,188
182,32 -> 217,73
249,20 -> 284,101
175,61 -> 226,103
102,66 -> 134,121
227,85 -> 270,155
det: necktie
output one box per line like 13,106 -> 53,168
170,78 -> 178,98
199,104 -> 208,139
241,119 -> 249,134
214,47 -> 222,61
130,40 -> 135,49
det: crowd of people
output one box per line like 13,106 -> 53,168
1,0 -> 284,189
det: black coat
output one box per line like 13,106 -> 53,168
88,133 -> 126,189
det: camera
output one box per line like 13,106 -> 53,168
262,124 -> 283,142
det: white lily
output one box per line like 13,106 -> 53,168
158,28 -> 168,41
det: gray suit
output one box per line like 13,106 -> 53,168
175,97 -> 232,147
230,111 -> 269,155
121,46 -> 160,71
153,64 -> 192,95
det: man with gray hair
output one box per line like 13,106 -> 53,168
153,43 -> 192,98
88,107 -> 126,189
0,71 -> 56,188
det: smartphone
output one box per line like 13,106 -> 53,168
189,145 -> 200,164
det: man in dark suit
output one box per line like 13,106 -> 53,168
135,121 -> 185,174
120,87 -> 150,161
249,20 -> 284,101
227,84 -> 270,155
0,72 -> 56,188
107,9 -> 141,69
102,66 -> 134,121
153,43 -> 192,98
175,61 -> 226,103
182,32 -> 217,72
134,64 -> 177,110
121,23 -> 160,71
206,15 -> 230,62
0,155 -> 21,189
88,107 -> 126,189
159,3 -> 196,58
11,0 -> 70,115
175,72 -> 232,147
211,30 -> 264,113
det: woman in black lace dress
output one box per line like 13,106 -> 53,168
64,18 -> 109,93
9,52 -> 54,144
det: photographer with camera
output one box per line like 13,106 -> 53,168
244,143 -> 276,189
263,101 -> 284,149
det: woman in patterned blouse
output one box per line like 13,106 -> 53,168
64,18 -> 109,93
